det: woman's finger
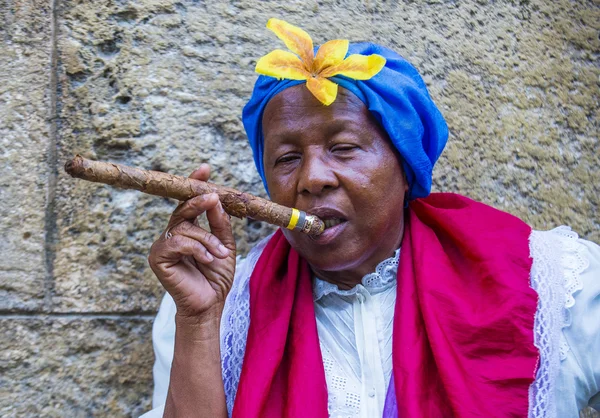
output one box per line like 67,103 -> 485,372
189,163 -> 211,182
155,234 -> 216,268
162,165 -> 214,228
169,221 -> 230,259
205,198 -> 236,250
167,193 -> 220,226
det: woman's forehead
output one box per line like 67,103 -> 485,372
262,85 -> 368,134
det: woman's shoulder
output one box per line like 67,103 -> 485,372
529,226 -> 600,344
530,226 -> 599,309
529,226 -> 600,415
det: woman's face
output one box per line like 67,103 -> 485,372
262,85 -> 408,279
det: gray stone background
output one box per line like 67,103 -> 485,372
1,0 -> 598,416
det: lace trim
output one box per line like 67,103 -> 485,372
313,248 -> 400,301
554,227 -> 588,360
528,226 -> 588,418
552,226 -> 588,309
220,234 -> 271,416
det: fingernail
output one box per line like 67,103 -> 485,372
205,250 -> 214,262
218,244 -> 228,256
201,194 -> 214,204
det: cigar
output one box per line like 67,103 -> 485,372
64,155 -> 325,236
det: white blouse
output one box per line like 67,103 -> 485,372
141,227 -> 600,418
313,249 -> 399,418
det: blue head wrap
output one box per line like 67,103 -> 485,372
242,42 -> 448,200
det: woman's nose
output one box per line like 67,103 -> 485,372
297,154 -> 339,195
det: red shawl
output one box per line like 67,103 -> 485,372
232,193 -> 538,417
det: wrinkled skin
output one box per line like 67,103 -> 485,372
263,85 -> 408,288
148,166 -> 236,321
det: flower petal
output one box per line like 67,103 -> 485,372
255,49 -> 310,80
266,18 -> 314,67
313,39 -> 349,73
319,54 -> 386,80
306,76 -> 338,106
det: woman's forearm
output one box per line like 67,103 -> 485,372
163,311 -> 227,418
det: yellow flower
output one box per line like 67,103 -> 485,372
255,18 -> 386,106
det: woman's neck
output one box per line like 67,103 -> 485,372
310,231 -> 403,291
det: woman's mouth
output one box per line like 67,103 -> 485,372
304,207 -> 349,243
323,218 -> 345,229
309,217 -> 348,244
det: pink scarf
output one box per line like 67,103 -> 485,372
233,193 -> 538,417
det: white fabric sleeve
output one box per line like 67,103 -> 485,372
151,292 -> 177,408
529,227 -> 600,418
556,236 -> 600,416
138,292 -> 176,418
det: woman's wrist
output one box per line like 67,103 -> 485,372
175,304 -> 224,332
166,305 -> 227,418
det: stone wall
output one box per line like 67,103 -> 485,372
1,0 -> 598,416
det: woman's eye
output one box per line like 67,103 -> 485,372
275,154 -> 300,165
332,144 -> 358,153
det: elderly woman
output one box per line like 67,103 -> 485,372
141,20 -> 599,418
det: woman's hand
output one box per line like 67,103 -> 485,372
148,164 -> 236,322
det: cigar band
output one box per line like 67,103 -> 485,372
295,210 -> 306,231
287,208 -> 301,230
301,215 -> 314,234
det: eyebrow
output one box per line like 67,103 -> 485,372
267,117 -> 362,143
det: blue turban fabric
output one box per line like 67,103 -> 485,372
242,42 -> 448,199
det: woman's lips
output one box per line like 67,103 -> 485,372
310,219 -> 348,244
305,207 -> 349,244
307,207 -> 348,222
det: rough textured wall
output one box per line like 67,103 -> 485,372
1,0 -> 598,416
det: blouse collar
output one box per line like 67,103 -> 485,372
313,248 -> 400,302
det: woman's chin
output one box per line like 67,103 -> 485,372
283,220 -> 352,253
284,222 -> 387,276
299,244 -> 366,276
